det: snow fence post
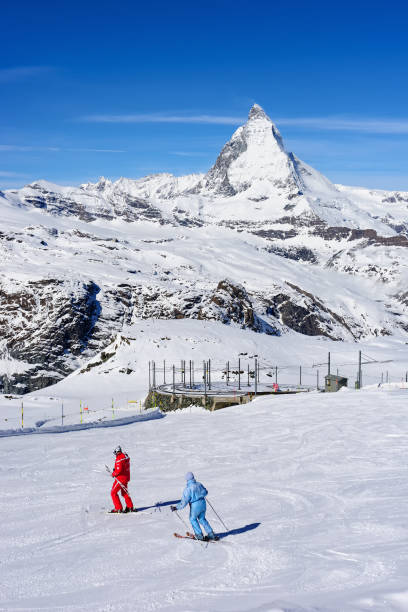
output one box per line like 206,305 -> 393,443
238,358 -> 241,391
203,361 -> 207,404
21,401 -> 23,429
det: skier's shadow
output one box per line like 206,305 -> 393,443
216,522 -> 261,540
138,500 -> 179,512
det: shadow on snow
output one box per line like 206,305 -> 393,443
138,500 -> 180,512
216,522 -> 261,539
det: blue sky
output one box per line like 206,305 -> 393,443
1,0 -> 408,190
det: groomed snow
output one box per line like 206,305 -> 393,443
1,387 -> 408,611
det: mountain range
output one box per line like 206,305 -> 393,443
1,104 -> 408,393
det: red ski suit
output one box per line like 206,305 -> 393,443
111,452 -> 133,511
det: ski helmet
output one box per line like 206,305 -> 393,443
113,445 -> 122,455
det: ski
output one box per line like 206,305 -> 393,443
186,531 -> 220,542
174,532 -> 197,540
173,532 -> 219,542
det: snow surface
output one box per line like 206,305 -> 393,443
2,387 -> 408,611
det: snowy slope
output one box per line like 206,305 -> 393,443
2,387 -> 408,611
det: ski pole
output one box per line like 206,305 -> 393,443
105,464 -> 131,496
207,498 -> 229,531
173,509 -> 204,546
174,509 -> 189,530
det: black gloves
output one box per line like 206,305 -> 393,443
170,506 -> 177,512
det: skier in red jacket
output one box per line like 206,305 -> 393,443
110,446 -> 135,513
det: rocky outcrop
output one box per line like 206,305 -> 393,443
263,244 -> 317,263
125,280 -> 278,334
256,282 -> 364,341
312,225 -> 408,247
198,280 -> 277,334
20,182 -> 167,224
0,279 -> 101,393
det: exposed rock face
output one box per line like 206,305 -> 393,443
115,281 -> 278,334
20,182 -> 167,224
312,225 -> 408,247
0,280 -> 101,393
255,284 -> 352,341
200,280 -> 277,334
263,244 -> 317,263
201,127 -> 249,196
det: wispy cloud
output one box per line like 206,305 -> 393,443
276,117 -> 408,135
0,171 -> 28,178
79,111 -> 408,135
68,148 -> 125,153
0,66 -> 53,83
80,113 -> 245,125
170,151 -> 209,157
0,145 -> 125,153
0,145 -> 60,152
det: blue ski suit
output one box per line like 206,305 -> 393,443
176,478 -> 214,538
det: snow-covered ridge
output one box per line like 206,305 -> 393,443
3,105 -> 408,233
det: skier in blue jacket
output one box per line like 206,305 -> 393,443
171,472 -> 218,540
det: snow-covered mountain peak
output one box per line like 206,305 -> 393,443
200,103 -> 298,198
248,103 -> 269,121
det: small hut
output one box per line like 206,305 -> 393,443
325,374 -> 348,392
